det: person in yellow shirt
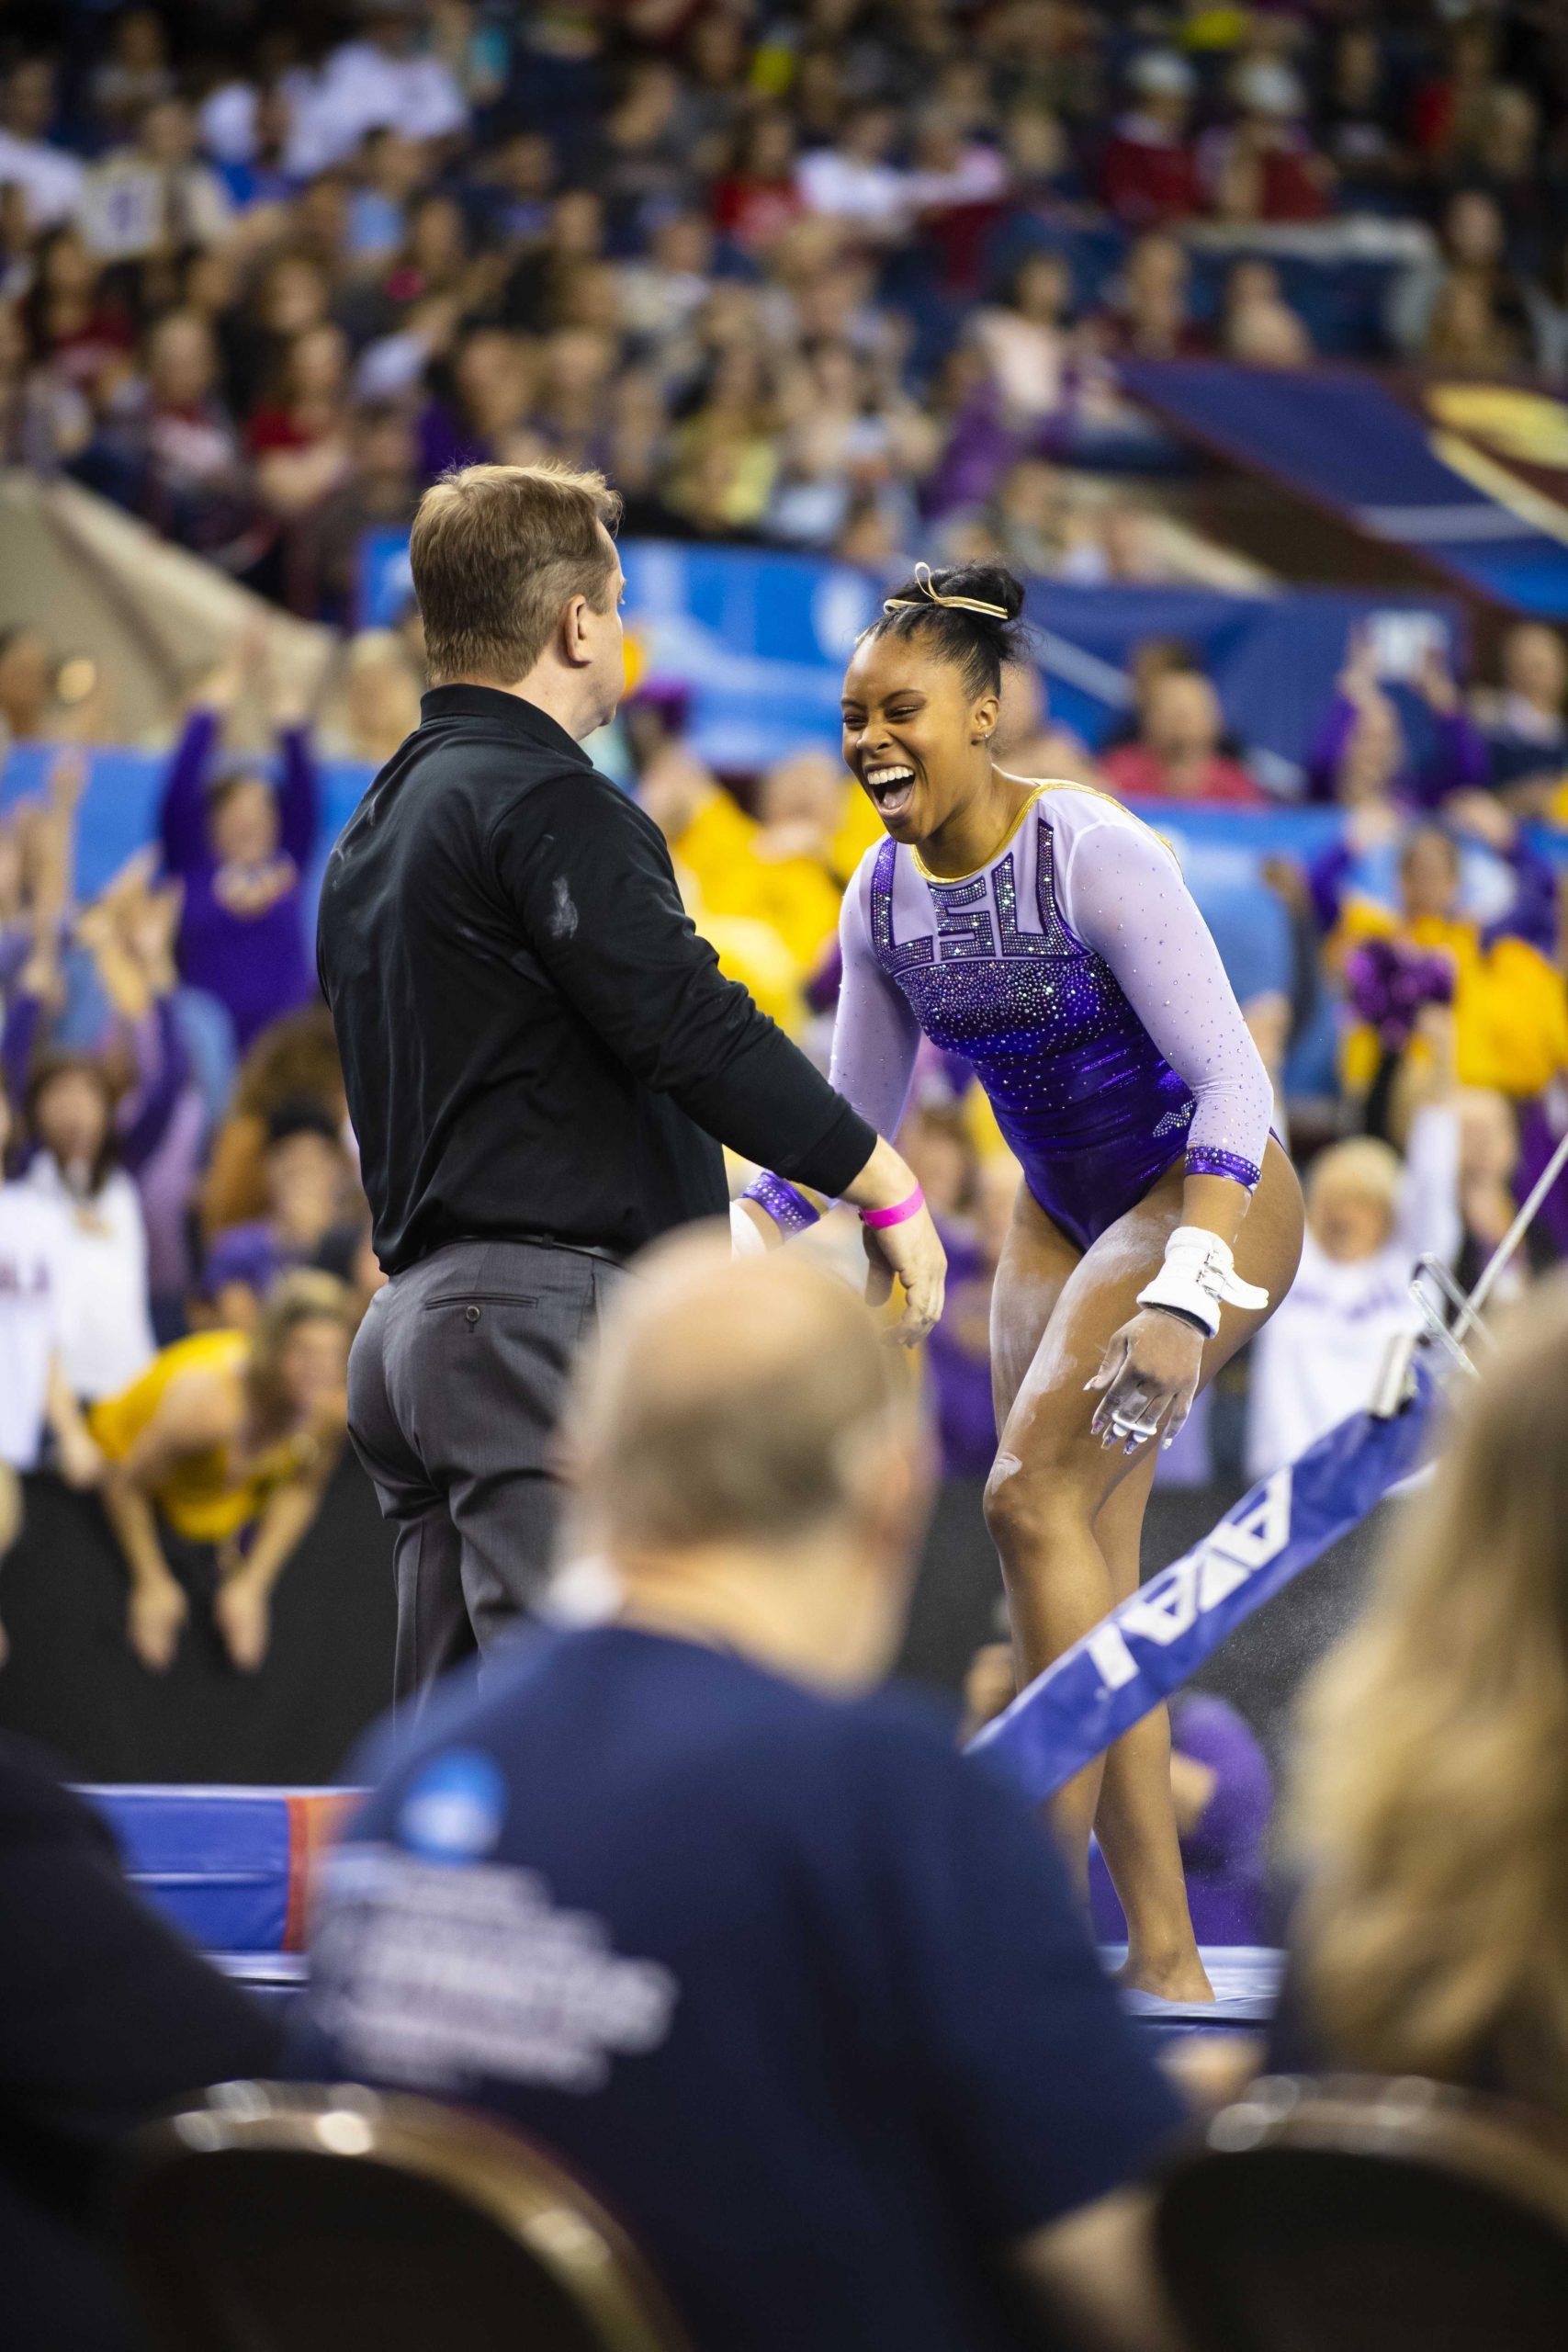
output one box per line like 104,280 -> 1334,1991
91,1270 -> 357,1676
639,741 -> 873,992
1325,822 -> 1568,1101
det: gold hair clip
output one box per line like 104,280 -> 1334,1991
883,560 -> 1010,621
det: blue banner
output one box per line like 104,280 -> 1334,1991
354,530 -> 1463,780
1121,362 -> 1568,620
968,1357 -> 1441,1805
617,540 -> 1463,781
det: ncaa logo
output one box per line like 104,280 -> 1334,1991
399,1748 -> 507,1863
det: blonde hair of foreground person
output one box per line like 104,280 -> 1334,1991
1289,1272 -> 1568,2106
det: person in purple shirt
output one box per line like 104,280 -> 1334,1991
1305,628 -> 1489,811
157,649 -> 321,1049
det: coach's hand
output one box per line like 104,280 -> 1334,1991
1087,1307 -> 1204,1454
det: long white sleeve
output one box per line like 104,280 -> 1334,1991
1061,811 -> 1274,1189
827,857 -> 925,1143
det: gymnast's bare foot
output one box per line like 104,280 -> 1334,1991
1117,1945 -> 1216,2003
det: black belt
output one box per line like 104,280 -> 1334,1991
440,1230 -> 626,1269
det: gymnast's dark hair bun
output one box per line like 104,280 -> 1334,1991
870,561 -> 1030,696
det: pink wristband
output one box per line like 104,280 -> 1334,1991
861,1184 -> 925,1231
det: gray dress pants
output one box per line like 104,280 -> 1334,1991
347,1238 -> 618,1707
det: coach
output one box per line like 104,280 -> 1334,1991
318,461 -> 943,1702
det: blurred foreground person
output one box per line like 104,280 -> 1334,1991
0,1465 -> 278,2351
296,1238 -> 1182,2352
1280,1273 -> 1568,2111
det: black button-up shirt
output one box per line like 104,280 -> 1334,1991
318,685 -> 874,1274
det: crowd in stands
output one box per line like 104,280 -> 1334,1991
4,12 -> 1568,2344
6,3 -> 1568,603
0,8 -> 1566,1686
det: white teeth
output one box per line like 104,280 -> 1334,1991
866,766 -> 914,786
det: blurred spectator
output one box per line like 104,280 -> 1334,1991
637,743 -> 843,1000
0,1730 -> 282,2352
0,294 -> 92,472
0,629 -> 60,742
91,1267 -> 355,1671
1314,817 -> 1568,1112
89,309 -> 252,560
992,656 -> 1099,786
971,251 -> 1077,433
1100,665 -> 1266,805
1420,266 -> 1527,374
88,7 -> 175,141
245,324 -> 353,526
202,1100 -> 353,1330
1387,188 -> 1536,365
1219,259 -> 1314,368
1201,59 -> 1331,226
0,58 -> 84,231
1472,623 -> 1568,800
0,1070 -> 104,1487
79,98 -> 233,263
1100,51 -> 1201,227
289,401 -> 421,625
1452,1086 -> 1553,1304
1450,83 -> 1551,276
288,8 -> 468,175
1306,629 -> 1488,811
714,107 -> 806,255
14,1047 -> 156,1405
1093,231 -> 1208,361
198,1004 -> 346,1242
320,628 -> 423,764
1318,27 -> 1410,209
157,636 -> 319,1049
1279,1275 -> 1568,2109
795,107 -> 911,240
21,227 -> 134,404
1247,1011 -> 1461,1480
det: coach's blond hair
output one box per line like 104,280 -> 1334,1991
1289,1273 -> 1568,2107
410,460 -> 623,686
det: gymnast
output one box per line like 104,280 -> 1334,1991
739,564 -> 1303,2000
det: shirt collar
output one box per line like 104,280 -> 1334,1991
419,684 -> 591,764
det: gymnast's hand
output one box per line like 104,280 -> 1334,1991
1086,1307 -> 1204,1454
861,1204 -> 947,1346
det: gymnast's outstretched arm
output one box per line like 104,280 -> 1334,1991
741,860 -> 923,1239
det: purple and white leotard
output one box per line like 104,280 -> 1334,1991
749,785 -> 1272,1253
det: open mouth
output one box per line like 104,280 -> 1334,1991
864,763 -> 917,821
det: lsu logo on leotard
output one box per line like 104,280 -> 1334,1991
1085,1468 -> 1292,1695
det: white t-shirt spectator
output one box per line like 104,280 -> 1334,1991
80,152 -> 233,259
795,147 -> 910,236
0,130 -> 85,229
20,1156 -> 155,1403
286,41 -> 468,175
0,1182 -> 72,1470
1247,1105 -> 1461,1479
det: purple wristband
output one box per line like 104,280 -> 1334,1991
861,1184 -> 925,1231
744,1171 -> 821,1237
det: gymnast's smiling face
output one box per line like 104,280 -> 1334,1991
840,630 -> 999,848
